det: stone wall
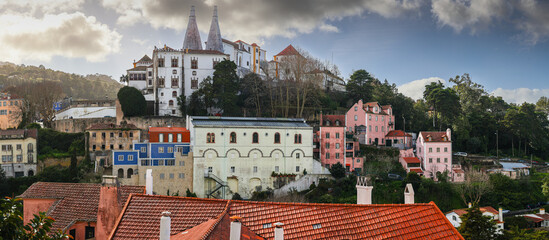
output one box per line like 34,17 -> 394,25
52,118 -> 116,133
38,156 -> 85,171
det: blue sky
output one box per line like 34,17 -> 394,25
1,0 -> 548,103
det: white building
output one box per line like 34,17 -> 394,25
187,116 -> 327,199
446,205 -> 504,233
0,129 -> 37,178
127,6 -> 266,116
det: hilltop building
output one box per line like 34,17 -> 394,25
0,92 -> 22,129
126,6 -> 266,116
346,100 -> 395,145
0,129 -> 37,178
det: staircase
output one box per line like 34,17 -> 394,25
204,170 -> 227,199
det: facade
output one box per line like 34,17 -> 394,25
399,156 -> 423,175
113,142 -> 193,196
416,129 -> 454,180
519,209 -> 549,228
314,115 -> 363,172
148,126 -> 190,143
446,206 -> 504,233
346,100 -> 395,145
0,93 -> 22,129
55,99 -> 116,120
19,181 -> 144,240
188,116 -> 323,199
385,130 -> 413,149
0,129 -> 37,178
127,6 -> 266,116
86,123 -> 141,171
308,69 -> 346,92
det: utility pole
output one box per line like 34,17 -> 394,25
402,115 -> 406,148
495,130 -> 499,160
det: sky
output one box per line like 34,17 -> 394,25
0,0 -> 548,104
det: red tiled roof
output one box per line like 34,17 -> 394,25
87,123 -> 139,131
402,157 -> 420,164
386,130 -> 412,138
0,128 -> 37,139
137,55 -> 152,63
449,206 -> 499,217
320,115 -> 345,127
19,182 -> 144,232
535,214 -> 549,220
149,127 -> 189,133
523,216 -> 544,223
274,45 -> 300,57
127,66 -> 148,71
453,169 -> 465,174
409,168 -> 423,174
420,132 -> 450,142
110,195 -> 463,240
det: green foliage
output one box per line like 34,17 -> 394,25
232,193 -> 243,200
458,205 -> 499,240
117,86 -> 146,117
482,173 -> 545,210
177,92 -> 187,117
329,162 -> 346,179
185,189 -> 197,198
1,197 -> 69,240
38,129 -> 84,159
503,216 -> 531,230
25,123 -> 41,129
212,60 -> 241,116
504,226 -> 549,240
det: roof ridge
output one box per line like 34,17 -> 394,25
200,200 -> 232,239
430,201 -> 465,239
230,199 -> 433,208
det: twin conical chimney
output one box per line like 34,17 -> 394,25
206,6 -> 223,52
183,6 -> 202,50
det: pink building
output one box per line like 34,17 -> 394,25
416,129 -> 454,180
314,115 -> 363,172
386,130 -> 413,149
346,100 -> 395,145
399,156 -> 423,176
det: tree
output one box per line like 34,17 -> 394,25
455,169 -> 491,205
329,162 -> 346,179
1,197 -> 69,240
423,81 -> 461,129
232,193 -> 243,200
212,60 -> 240,116
240,73 -> 267,117
346,70 -> 374,103
176,92 -> 187,117
117,86 -> 146,117
536,96 -> 549,115
9,81 -> 64,128
185,189 -> 197,197
458,204 -> 498,240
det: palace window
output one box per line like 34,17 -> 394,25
158,58 -> 164,67
207,133 -> 215,143
171,58 -> 178,67
171,77 -> 179,87
158,77 -> 165,87
191,78 -> 198,89
169,100 -> 174,106
252,132 -> 259,143
274,133 -> 280,144
172,91 -> 177,97
230,132 -> 237,143
294,134 -> 302,144
213,59 -> 220,68
191,58 -> 198,69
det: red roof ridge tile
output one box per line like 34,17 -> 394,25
229,199 -> 434,208
431,201 -> 465,239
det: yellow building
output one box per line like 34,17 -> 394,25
86,123 -> 141,172
0,129 -> 37,177
0,94 -> 22,130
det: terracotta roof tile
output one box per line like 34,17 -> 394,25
409,168 -> 423,174
149,127 -> 189,133
402,157 -> 420,164
320,115 -> 345,127
274,45 -> 300,57
420,132 -> 450,142
449,206 -> 499,216
0,129 -> 37,139
386,130 -> 412,138
19,182 -> 144,232
110,195 -> 463,240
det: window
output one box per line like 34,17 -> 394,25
168,147 -> 173,153
437,147 -> 440,152
354,106 -> 358,111
354,115 -> 358,121
118,169 -> 124,178
429,158 -> 433,163
253,166 -> 258,173
168,134 -> 173,142
296,153 -> 300,159
158,58 -> 164,67
28,154 -> 33,163
158,147 -> 164,153
172,91 -> 177,97
376,116 -> 378,121
141,147 -> 146,153
179,160 -> 185,166
85,226 -> 95,239
296,166 -> 300,172
230,166 -> 236,173
130,132 -> 134,138
382,126 -> 384,132
325,143 -> 330,149
326,153 -> 330,159
171,58 -> 178,67
119,132 -> 123,137
191,58 -> 198,69
158,77 -> 165,86
275,166 -> 279,172
92,145 -> 96,151
212,59 -> 220,68
429,148 -> 432,153
326,133 -> 330,138
208,167 -> 213,172
444,147 -> 448,152
336,143 -> 340,149
110,132 -> 114,138
127,168 -> 133,178
252,132 -> 259,143
312,223 -> 322,229
335,153 -> 340,159
160,173 -> 165,179
119,144 -> 123,149
294,134 -> 302,144
171,77 -> 178,87
375,126 -> 378,132
169,100 -> 174,106
191,78 -> 198,89
179,173 -> 185,179
274,132 -> 280,143
336,133 -> 340,139
207,133 -> 215,143
177,134 -> 182,142
159,133 -> 164,142
110,144 -> 113,150
437,158 -> 440,163
92,133 -> 96,138
444,158 -> 448,163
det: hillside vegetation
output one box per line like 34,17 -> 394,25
0,62 -> 121,99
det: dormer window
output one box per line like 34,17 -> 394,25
335,120 -> 340,126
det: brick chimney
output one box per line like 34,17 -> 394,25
356,176 -> 373,204
160,211 -> 171,240
96,176 -> 122,239
274,222 -> 284,240
540,208 -> 545,215
230,216 -> 242,240
404,183 -> 414,204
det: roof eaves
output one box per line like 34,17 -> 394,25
430,201 -> 465,240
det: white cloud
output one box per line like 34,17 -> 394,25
398,77 -> 446,100
0,0 -> 85,14
0,12 -> 122,62
431,0 -> 549,44
101,0 -> 422,43
491,88 -> 549,104
132,38 -> 148,46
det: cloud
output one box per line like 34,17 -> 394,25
0,12 -> 122,62
398,77 -> 446,100
132,38 -> 148,46
431,0 -> 549,44
101,0 -> 422,43
0,0 -> 85,14
491,88 -> 549,104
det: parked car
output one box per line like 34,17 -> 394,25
453,152 -> 468,157
387,173 -> 403,181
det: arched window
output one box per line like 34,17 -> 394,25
207,133 -> 215,143
230,132 -> 237,143
118,169 -> 124,178
28,170 -> 34,176
27,143 -> 33,151
335,120 -> 340,126
274,132 -> 280,144
169,100 -> 174,106
127,168 -> 133,178
172,91 -> 177,97
252,132 -> 259,143
211,133 -> 215,143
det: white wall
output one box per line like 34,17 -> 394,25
56,107 -> 116,119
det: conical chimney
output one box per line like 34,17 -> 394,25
205,6 -> 223,52
183,6 -> 202,50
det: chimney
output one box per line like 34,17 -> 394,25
274,222 -> 284,240
468,202 -> 472,208
356,176 -> 373,204
230,216 -> 242,240
446,128 -> 451,141
159,211 -> 171,240
540,208 -> 545,215
146,169 -> 153,195
404,183 -> 414,204
96,176 -> 122,239
499,207 -> 503,221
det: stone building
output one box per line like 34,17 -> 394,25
86,123 -> 141,172
0,129 -> 37,177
